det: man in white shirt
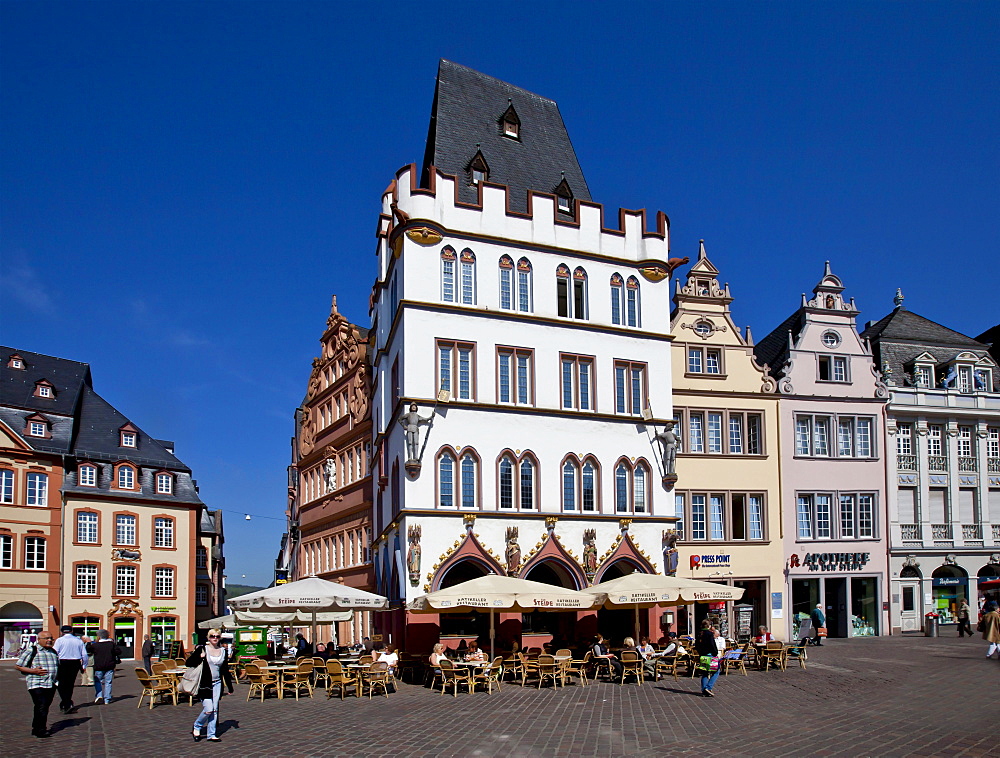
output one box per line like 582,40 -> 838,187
53,625 -> 88,714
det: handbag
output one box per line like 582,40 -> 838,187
178,665 -> 202,695
816,626 -> 828,638
694,655 -> 719,675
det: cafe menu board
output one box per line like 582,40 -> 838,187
167,640 -> 185,660
735,605 -> 753,639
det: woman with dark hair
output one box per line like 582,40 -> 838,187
695,620 -> 722,698
186,629 -> 234,742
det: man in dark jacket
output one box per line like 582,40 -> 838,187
88,629 -> 121,704
141,634 -> 154,673
810,604 -> 827,646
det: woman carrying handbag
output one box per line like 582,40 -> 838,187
185,629 -> 234,742
695,620 -> 722,698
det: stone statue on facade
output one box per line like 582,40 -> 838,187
662,529 -> 679,576
324,457 -> 337,493
582,529 -> 598,582
398,402 -> 433,462
654,420 -> 680,476
407,524 -> 421,587
505,527 -> 521,577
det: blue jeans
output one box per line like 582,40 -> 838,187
700,663 -> 721,693
93,669 -> 114,701
193,681 -> 222,738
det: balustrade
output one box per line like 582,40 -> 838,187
899,524 -> 921,541
931,523 -> 952,540
958,457 -> 977,472
961,524 -> 982,540
927,455 -> 949,472
897,454 -> 917,472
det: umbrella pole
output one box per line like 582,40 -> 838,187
490,610 -> 495,660
311,611 -> 317,651
635,604 -> 640,640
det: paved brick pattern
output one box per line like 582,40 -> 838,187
1,635 -> 997,757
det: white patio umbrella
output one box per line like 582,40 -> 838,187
408,574 -> 599,659
228,576 -> 387,645
197,611 -> 354,630
584,573 -> 745,638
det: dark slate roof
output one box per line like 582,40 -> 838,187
1,346 -> 201,505
420,59 -> 591,214
860,308 -> 984,347
860,309 -> 999,387
975,325 -> 1000,363
1,347 -> 91,417
752,311 -> 804,373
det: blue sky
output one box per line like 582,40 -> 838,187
2,2 -> 997,586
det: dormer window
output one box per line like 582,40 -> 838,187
24,413 -> 50,439
467,149 -> 490,186
975,368 -> 992,392
155,472 -> 174,495
914,365 -> 933,388
553,177 -> 574,217
500,101 -> 521,139
79,463 -> 98,487
116,463 -> 137,490
119,424 -> 138,448
7,355 -> 25,369
37,385 -> 52,398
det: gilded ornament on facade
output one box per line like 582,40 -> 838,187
639,265 -> 668,282
582,529 -> 598,581
406,524 -> 421,587
405,227 -> 443,245
505,527 -> 521,577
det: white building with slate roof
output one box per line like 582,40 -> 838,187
862,295 -> 1000,632
366,61 -> 686,650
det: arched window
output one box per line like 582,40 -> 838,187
582,460 -> 597,512
441,246 -> 456,302
516,258 -> 532,312
460,453 -> 477,509
78,463 -> 98,487
520,458 -> 535,510
499,456 -> 514,510
459,249 -> 477,305
626,276 -> 641,327
438,451 -> 455,508
556,265 -> 588,319
610,274 -> 624,325
633,463 -> 648,513
562,459 -> 578,512
615,463 -> 629,513
499,255 -> 514,310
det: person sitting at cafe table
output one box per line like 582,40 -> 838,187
376,644 -> 399,674
592,634 -> 623,677
636,636 -> 657,676
753,626 -> 774,644
464,641 -> 485,662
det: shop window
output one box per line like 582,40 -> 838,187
71,616 -> 102,638
150,616 -> 177,654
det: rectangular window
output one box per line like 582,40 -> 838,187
691,495 -> 707,540
728,415 -> 743,454
154,518 -> 174,548
747,414 -> 762,455
988,428 -> 1000,459
614,361 -> 646,415
797,496 -> 813,539
732,494 -> 747,540
816,495 -> 832,538
461,260 -> 475,304
958,366 -> 973,393
79,466 -> 97,487
897,424 -> 912,455
0,534 -> 12,569
858,495 -> 874,537
196,585 -> 209,606
76,564 -> 98,595
154,567 -> 174,597
674,494 -> 685,539
29,421 -> 46,437
500,267 -> 512,310
437,341 -> 475,401
582,463 -> 596,512
497,348 -> 532,405
840,494 -> 855,538
77,512 -> 99,543
705,349 -> 721,374
957,426 -> 973,457
856,418 -> 872,457
115,564 -> 136,596
25,537 -> 46,570
156,473 -> 173,494
818,356 -> 849,382
0,470 -> 13,503
688,413 -> 705,453
914,365 -> 932,388
626,286 -> 638,327
709,495 -> 725,540
687,348 -> 703,374
121,432 -> 136,447
26,472 -> 48,506
838,418 -> 854,457
116,515 -> 136,545
560,355 -> 593,411
707,413 -> 723,453
748,496 -> 763,540
795,417 -> 811,456
813,418 -> 830,456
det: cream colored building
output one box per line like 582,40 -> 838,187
668,243 -> 785,639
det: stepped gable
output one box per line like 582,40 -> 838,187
420,59 -> 591,215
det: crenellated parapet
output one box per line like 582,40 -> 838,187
380,164 -> 675,268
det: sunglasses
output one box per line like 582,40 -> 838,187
208,635 -> 221,639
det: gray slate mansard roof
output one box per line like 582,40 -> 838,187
420,59 -> 591,214
752,311 -> 805,375
859,309 -> 1000,386
1,347 -> 202,505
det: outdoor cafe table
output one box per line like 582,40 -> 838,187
263,663 -> 300,699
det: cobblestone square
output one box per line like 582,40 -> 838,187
2,635 -> 996,758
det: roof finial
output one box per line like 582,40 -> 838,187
894,287 -> 904,308
823,260 -> 832,277
475,142 -> 481,151
698,239 -> 707,261
508,97 -> 512,106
